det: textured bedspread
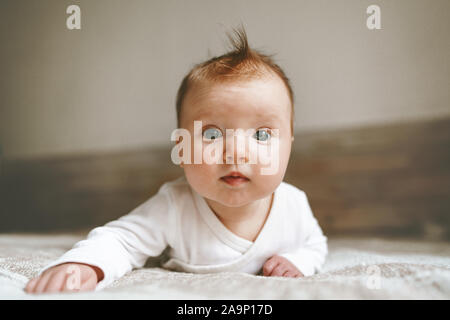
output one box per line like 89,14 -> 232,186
0,233 -> 449,299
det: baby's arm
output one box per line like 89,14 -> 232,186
25,186 -> 173,294
264,191 -> 328,278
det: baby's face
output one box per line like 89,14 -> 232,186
179,74 -> 293,207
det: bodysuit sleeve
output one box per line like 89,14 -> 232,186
38,184 -> 174,290
279,191 -> 328,277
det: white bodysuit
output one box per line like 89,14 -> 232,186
40,176 -> 328,290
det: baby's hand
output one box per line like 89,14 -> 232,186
262,255 -> 304,278
25,263 -> 104,294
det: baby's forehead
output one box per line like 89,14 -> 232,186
186,75 -> 290,106
193,85 -> 286,111
181,79 -> 291,128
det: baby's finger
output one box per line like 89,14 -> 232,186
283,270 -> 298,278
34,272 -> 53,294
44,270 -> 68,293
263,257 -> 280,276
269,264 -> 286,277
25,277 -> 38,293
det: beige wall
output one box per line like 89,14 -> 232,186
1,0 -> 449,159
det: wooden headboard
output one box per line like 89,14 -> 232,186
1,117 -> 449,240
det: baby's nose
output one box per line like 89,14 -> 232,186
223,131 -> 249,164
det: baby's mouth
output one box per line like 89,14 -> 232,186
220,171 -> 250,186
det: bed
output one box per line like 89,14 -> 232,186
1,232 -> 448,299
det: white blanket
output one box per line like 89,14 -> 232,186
0,233 -> 449,299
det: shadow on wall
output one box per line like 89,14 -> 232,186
1,117 -> 449,240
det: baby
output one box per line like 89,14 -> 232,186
25,28 -> 327,294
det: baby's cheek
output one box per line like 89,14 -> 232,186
184,163 -> 217,190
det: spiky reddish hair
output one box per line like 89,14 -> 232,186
176,26 -> 294,135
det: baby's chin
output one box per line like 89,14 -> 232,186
202,187 -> 273,208
211,196 -> 254,208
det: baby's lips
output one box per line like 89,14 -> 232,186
221,171 -> 250,180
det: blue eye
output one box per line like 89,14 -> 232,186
203,127 -> 223,140
253,129 -> 271,142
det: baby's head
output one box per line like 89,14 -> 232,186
174,27 -> 294,208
